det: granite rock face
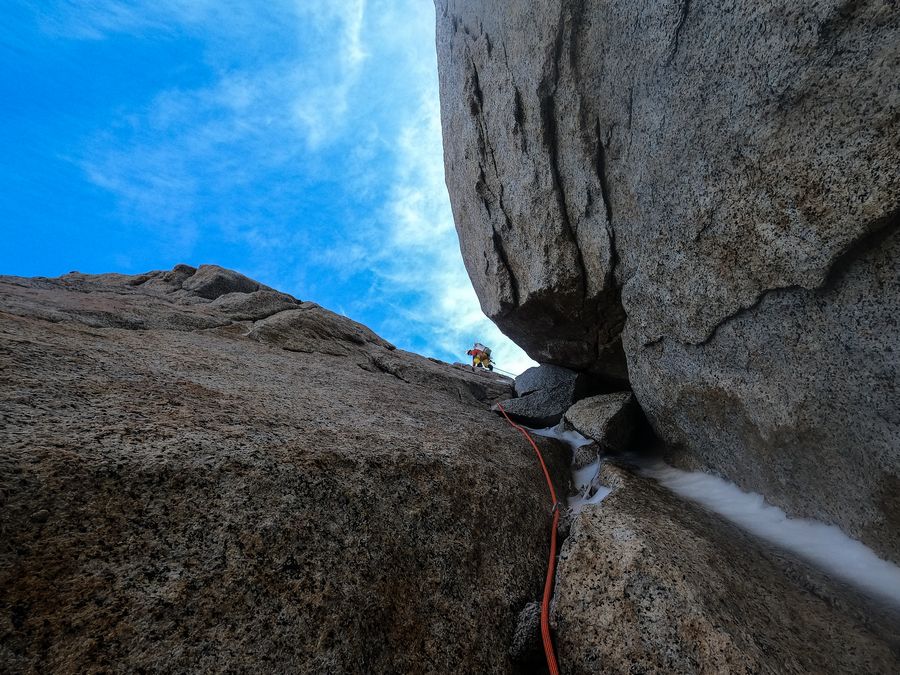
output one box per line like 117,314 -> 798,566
436,0 -> 900,559
0,267 -> 568,673
508,600 -> 543,668
181,264 -> 268,299
563,392 -> 637,453
552,464 -> 900,674
571,441 -> 600,471
514,364 -> 578,397
495,364 -> 589,426
208,289 -> 300,321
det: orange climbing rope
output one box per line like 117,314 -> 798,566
496,402 -> 561,675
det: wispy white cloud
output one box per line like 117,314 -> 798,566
33,0 -> 219,40
290,0 -> 368,148
297,0 -> 368,70
72,1 -> 370,249
44,0 -> 534,374
337,10 -> 535,374
55,0 -> 368,153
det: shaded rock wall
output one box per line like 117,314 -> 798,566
0,266 -> 567,672
436,0 -> 900,559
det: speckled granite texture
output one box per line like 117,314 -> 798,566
0,266 -> 568,673
436,0 -> 900,561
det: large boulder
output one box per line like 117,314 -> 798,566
563,392 -> 637,453
208,289 -> 300,320
436,0 -> 900,560
0,267 -> 566,672
515,364 -> 579,397
247,301 -> 395,356
552,464 -> 900,674
494,364 -> 589,427
571,441 -> 601,471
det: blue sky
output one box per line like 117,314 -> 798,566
0,0 -> 535,373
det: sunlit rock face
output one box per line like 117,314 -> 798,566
435,0 -> 900,561
0,266 -> 569,673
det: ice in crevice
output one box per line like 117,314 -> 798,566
526,423 -> 610,512
526,423 -> 900,609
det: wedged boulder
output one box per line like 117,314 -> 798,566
571,442 -> 600,471
0,266 -> 565,672
436,0 -> 900,560
552,464 -> 900,674
493,364 -> 591,427
493,389 -> 570,428
563,392 -> 638,454
514,364 -> 578,397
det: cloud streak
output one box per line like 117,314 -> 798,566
291,0 -> 369,148
40,0 -> 536,374
345,19 -> 536,374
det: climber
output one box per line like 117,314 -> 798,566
467,342 -> 493,371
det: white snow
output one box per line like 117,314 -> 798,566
526,422 -> 593,449
572,459 -> 600,492
639,459 -> 900,608
568,459 -> 613,511
526,422 -> 900,608
570,483 -> 613,510
527,423 -> 609,511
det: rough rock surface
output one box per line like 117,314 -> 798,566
180,264 -> 268,299
508,600 -> 543,667
494,364 -> 591,427
492,387 -> 570,428
436,0 -> 900,560
552,463 -> 900,674
208,289 -> 300,321
514,364 -> 578,397
563,392 -> 637,453
571,442 -> 600,471
0,266 -> 568,673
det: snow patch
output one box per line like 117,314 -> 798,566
570,482 -> 613,511
640,460 -> 900,609
572,459 -> 600,493
526,422 -> 900,608
527,423 -> 608,511
526,422 -> 593,449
